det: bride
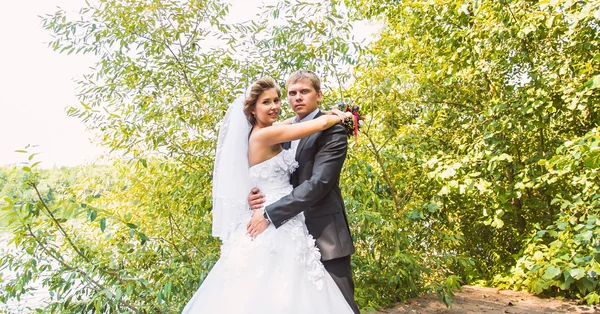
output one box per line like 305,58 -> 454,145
182,77 -> 355,313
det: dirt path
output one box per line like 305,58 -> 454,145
370,285 -> 599,314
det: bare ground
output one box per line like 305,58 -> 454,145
370,285 -> 599,314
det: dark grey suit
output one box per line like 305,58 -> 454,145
265,111 -> 359,313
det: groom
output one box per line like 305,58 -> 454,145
246,70 -> 359,313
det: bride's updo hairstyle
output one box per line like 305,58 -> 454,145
243,77 -> 282,125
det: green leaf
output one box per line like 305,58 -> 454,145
584,292 -> 599,305
408,211 -> 422,220
439,167 -> 456,179
164,281 -> 172,298
491,216 -> 504,228
580,230 -> 593,242
557,221 -> 568,230
576,278 -> 595,294
543,266 -> 561,279
584,151 -> 600,168
584,75 -> 600,89
139,232 -> 149,245
561,271 -> 575,290
100,217 -> 106,232
89,210 -> 97,222
532,278 -> 551,293
570,268 -> 586,280
427,203 -> 440,213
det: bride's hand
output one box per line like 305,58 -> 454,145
329,108 -> 353,123
247,208 -> 269,238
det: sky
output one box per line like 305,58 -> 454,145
0,1 -> 102,168
0,0 -> 377,168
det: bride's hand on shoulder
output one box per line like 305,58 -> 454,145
328,108 -> 352,123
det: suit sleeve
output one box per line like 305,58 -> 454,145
265,124 -> 348,228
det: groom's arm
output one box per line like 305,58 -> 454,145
265,124 -> 348,228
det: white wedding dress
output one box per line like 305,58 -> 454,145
182,149 -> 354,313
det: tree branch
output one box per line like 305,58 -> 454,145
169,212 -> 207,257
24,224 -> 141,313
364,132 -> 403,212
30,184 -> 130,287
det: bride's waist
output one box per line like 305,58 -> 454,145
256,184 -> 292,193
259,185 -> 293,206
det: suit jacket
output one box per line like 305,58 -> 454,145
265,111 -> 355,261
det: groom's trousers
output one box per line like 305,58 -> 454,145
322,255 -> 360,314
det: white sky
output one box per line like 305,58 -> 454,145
0,0 -> 377,168
0,0 -> 102,168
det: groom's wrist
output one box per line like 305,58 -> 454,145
262,208 -> 271,223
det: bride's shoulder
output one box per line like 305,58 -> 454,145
249,126 -> 270,141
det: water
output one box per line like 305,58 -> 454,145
0,231 -> 50,313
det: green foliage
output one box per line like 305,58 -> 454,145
494,130 -> 600,304
1,155 -> 219,313
343,0 -> 600,306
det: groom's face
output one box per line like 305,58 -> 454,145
287,79 -> 322,120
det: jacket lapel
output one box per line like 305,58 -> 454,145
295,137 -> 308,160
295,110 -> 322,160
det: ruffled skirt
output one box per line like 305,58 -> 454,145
182,212 -> 354,314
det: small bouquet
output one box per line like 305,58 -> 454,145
332,101 -> 362,143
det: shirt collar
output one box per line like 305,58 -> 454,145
293,108 -> 320,124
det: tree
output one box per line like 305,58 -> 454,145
344,0 -> 600,303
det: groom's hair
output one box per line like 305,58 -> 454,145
243,77 -> 282,125
286,70 -> 321,93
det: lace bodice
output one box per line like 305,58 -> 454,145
249,149 -> 298,207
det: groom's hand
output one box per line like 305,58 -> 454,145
248,188 -> 265,210
247,208 -> 269,238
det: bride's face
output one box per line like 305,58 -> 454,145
252,88 -> 281,127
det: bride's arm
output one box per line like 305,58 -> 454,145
252,110 -> 350,146
274,116 -> 295,125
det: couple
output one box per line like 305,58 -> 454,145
182,70 -> 360,314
